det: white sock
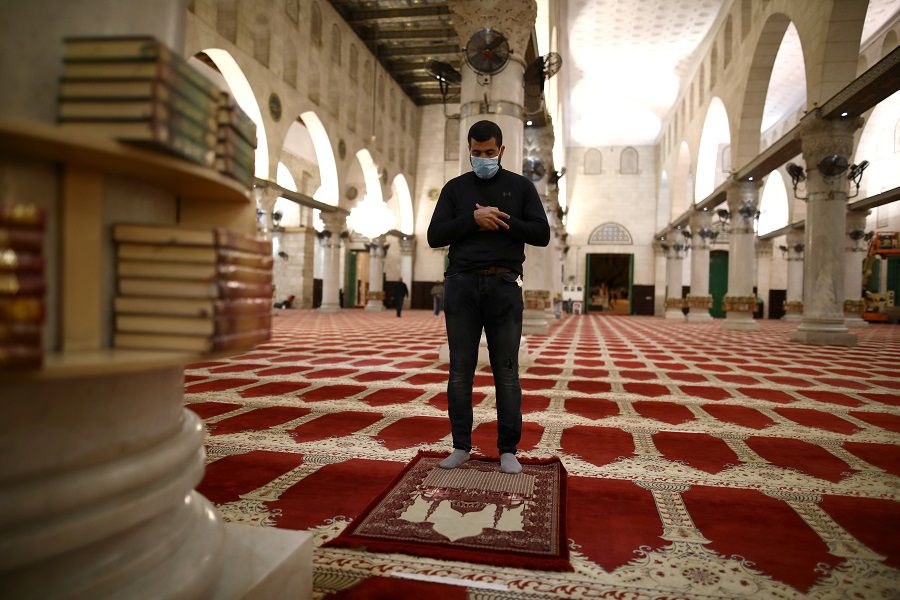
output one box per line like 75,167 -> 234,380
439,449 -> 470,469
500,453 -> 522,474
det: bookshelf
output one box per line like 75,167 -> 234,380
1,121 -> 308,595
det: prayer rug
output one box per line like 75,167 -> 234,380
325,451 -> 571,571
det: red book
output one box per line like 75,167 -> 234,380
0,249 -> 44,273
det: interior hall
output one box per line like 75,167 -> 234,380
1,0 -> 899,598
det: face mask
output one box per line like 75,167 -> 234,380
470,155 -> 500,179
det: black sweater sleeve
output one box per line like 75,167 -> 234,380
505,179 -> 551,247
427,182 -> 478,248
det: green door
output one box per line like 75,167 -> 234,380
709,250 -> 728,318
345,250 -> 357,307
888,256 -> 900,301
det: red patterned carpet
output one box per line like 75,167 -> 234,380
185,310 -> 900,599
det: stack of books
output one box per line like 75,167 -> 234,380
215,93 -> 257,188
0,203 -> 46,370
57,36 -> 220,168
113,224 -> 274,353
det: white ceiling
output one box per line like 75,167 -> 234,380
566,0 -> 724,146
565,0 -> 900,147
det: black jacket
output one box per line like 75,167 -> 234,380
427,168 -> 550,276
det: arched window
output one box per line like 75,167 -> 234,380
883,30 -> 898,58
710,45 -> 718,87
583,148 -> 602,174
284,41 -> 297,88
347,95 -> 356,132
390,88 -> 397,121
349,44 -> 358,81
331,24 -> 341,65
363,59 -> 373,92
310,1 -> 323,47
216,0 -> 237,42
741,0 -> 751,39
253,14 -> 270,67
308,53 -> 320,104
620,147 -> 639,174
285,0 -> 299,25
444,117 -> 460,161
724,16 -> 733,66
588,223 -> 633,245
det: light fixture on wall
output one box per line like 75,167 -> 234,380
786,162 -> 808,200
847,160 -> 869,199
271,210 -> 283,231
716,208 -> 730,226
817,154 -> 849,178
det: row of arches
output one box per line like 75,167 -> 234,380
192,47 -> 414,236
658,3 -> 899,236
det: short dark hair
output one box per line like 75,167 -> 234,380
467,120 -> 503,148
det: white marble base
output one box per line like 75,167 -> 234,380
364,300 -> 385,311
318,302 -> 341,313
664,309 -> 686,321
843,315 -> 869,328
210,524 -> 313,600
438,334 -> 531,366
721,312 -> 760,331
522,308 -> 550,334
790,317 -> 858,346
687,311 -> 713,323
781,313 -> 803,322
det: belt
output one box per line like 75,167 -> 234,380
470,266 -> 512,275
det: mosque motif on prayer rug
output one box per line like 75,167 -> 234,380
325,452 -> 571,571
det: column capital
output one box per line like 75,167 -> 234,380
726,179 -> 760,233
799,115 -> 865,169
448,0 -> 537,57
399,236 -> 416,256
756,238 -> 773,257
320,210 -> 347,234
689,209 -> 715,249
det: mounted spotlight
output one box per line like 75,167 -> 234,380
848,160 -> 869,198
272,210 -> 283,228
778,244 -> 789,258
277,250 -> 289,260
863,231 -> 875,242
792,243 -> 805,255
817,154 -> 849,178
785,162 -> 808,200
716,208 -> 730,225
737,203 -> 757,220
848,229 -> 866,242
698,227 -> 717,242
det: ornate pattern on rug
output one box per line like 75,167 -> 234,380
185,311 -> 900,599
325,452 -> 570,570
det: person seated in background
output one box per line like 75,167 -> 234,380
273,295 -> 295,309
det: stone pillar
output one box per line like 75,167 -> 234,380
663,232 -> 686,321
843,210 -> 869,328
276,228 -> 315,308
790,116 -> 864,346
254,188 -> 280,240
364,238 -> 386,311
318,211 -> 346,313
783,229 -> 805,321
399,236 -> 415,308
756,239 -> 773,319
686,210 -> 713,322
449,0 -> 536,176
722,180 -> 760,331
522,132 -> 554,333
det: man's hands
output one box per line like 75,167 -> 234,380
474,203 -> 510,231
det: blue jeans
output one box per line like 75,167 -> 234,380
443,271 -> 523,454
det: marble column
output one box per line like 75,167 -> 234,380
722,180 -> 760,331
275,227 -> 315,308
843,210 -> 869,328
522,130 -> 554,333
756,239 -> 773,319
782,229 -> 805,321
364,238 -> 386,311
449,0 -> 536,176
399,236 -> 415,308
254,188 -> 280,240
686,210 -> 713,322
663,232 -> 686,321
790,116 -> 864,346
318,211 -> 346,312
